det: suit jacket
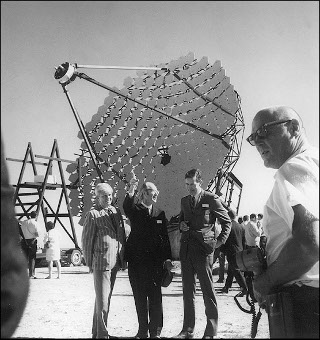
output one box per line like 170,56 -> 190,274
179,190 -> 231,259
123,194 -> 172,266
223,220 -> 246,257
81,206 -> 126,271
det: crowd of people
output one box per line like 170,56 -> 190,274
1,106 -> 319,339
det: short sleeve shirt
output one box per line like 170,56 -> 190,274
263,146 -> 319,287
20,218 -> 39,239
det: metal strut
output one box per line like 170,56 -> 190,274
171,71 -> 235,118
61,83 -> 104,182
75,71 -> 230,149
61,83 -> 129,185
54,62 -> 231,149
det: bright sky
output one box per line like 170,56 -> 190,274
1,1 -> 319,243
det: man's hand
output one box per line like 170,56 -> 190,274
164,259 -> 174,271
253,271 -> 272,307
179,221 -> 190,232
129,177 -> 139,187
128,175 -> 139,196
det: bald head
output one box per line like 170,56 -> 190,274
253,106 -> 303,128
250,106 -> 307,169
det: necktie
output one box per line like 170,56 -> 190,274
191,196 -> 196,208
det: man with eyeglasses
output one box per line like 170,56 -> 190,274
123,175 -> 173,339
247,106 -> 319,338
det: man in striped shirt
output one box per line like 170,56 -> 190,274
82,182 -> 126,339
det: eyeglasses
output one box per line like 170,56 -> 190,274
246,119 -> 292,146
147,189 -> 159,198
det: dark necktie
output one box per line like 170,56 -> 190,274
191,196 -> 196,209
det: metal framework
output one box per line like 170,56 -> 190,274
6,139 -> 81,249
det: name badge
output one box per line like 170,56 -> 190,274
202,203 -> 209,208
157,220 -> 162,224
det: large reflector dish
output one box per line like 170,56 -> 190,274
65,53 -> 244,224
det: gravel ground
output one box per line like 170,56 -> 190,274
12,262 -> 270,339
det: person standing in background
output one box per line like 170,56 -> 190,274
241,215 -> 249,227
244,213 -> 261,248
20,210 -> 40,279
220,209 -> 247,296
257,213 -> 267,255
43,221 -> 61,279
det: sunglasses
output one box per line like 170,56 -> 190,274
246,119 -> 292,146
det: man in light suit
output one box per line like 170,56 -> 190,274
82,182 -> 126,339
175,169 -> 231,339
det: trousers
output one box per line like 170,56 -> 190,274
224,254 -> 247,291
128,259 -> 163,337
180,245 -> 218,337
92,267 -> 118,339
279,284 -> 319,339
21,238 -> 37,277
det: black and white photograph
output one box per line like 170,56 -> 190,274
1,1 -> 318,339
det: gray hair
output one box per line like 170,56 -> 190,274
95,182 -> 113,195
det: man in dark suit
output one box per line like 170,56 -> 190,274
175,169 -> 231,339
123,175 -> 173,339
220,209 -> 247,296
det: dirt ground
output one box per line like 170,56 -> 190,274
12,262 -> 270,339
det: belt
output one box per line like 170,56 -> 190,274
183,226 -> 212,233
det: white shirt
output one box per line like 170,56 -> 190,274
263,146 -> 319,287
141,201 -> 152,215
244,221 -> 261,247
20,218 -> 39,239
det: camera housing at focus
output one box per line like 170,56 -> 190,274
235,247 -> 267,275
